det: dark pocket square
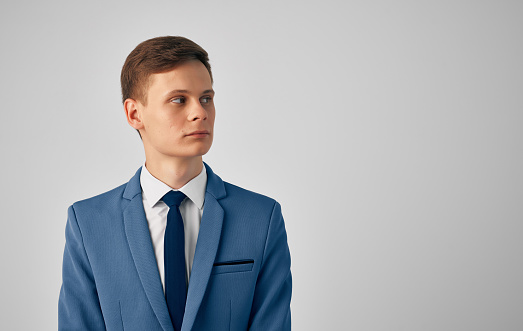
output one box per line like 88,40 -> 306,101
211,259 -> 254,275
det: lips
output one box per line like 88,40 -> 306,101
187,130 -> 209,136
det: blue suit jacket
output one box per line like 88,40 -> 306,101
59,162 -> 291,330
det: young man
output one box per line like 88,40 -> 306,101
58,36 -> 292,331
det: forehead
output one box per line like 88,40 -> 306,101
147,60 -> 212,93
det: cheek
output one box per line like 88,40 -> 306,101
142,106 -> 165,129
165,118 -> 187,135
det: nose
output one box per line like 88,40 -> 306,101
188,99 -> 208,121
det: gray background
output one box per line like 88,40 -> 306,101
1,0 -> 522,330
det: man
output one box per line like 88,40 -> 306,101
58,36 -> 292,331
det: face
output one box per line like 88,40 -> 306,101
130,60 -> 215,161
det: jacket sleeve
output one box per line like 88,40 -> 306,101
248,201 -> 292,330
58,205 -> 106,330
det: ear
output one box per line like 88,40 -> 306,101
124,98 -> 145,131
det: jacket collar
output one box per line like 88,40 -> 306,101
123,161 -> 226,201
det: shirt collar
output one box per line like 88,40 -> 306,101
140,161 -> 207,210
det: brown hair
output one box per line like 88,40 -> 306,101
120,36 -> 213,105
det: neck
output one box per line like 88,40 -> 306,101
144,155 -> 203,190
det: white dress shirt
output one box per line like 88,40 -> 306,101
140,162 -> 207,292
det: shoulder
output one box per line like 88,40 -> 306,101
70,182 -> 127,217
221,180 -> 280,216
69,167 -> 142,214
204,161 -> 281,212
224,180 -> 276,203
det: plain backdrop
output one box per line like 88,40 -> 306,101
1,0 -> 522,330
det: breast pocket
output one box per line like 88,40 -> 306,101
211,259 -> 254,275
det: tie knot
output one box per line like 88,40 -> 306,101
161,190 -> 187,208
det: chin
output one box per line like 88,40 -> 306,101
179,146 -> 212,158
194,142 -> 213,155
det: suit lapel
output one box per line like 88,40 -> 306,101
181,162 -> 226,331
123,167 -> 174,331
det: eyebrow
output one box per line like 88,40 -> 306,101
165,89 -> 215,97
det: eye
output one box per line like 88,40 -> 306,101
200,96 -> 212,104
170,97 -> 185,104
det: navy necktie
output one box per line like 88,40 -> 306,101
161,190 -> 187,331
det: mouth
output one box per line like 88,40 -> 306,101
186,130 -> 210,137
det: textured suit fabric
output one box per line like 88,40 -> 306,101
58,162 -> 292,331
